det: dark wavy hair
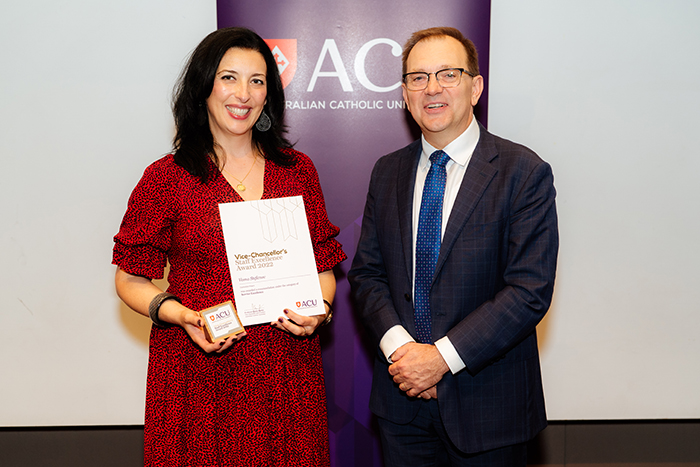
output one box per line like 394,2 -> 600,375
172,27 -> 294,184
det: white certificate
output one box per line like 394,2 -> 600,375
219,196 -> 324,326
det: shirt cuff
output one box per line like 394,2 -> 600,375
379,325 -> 415,363
434,336 -> 466,374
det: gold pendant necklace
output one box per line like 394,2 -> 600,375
223,155 -> 258,192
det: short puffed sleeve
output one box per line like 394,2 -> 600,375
287,150 -> 347,272
112,156 -> 181,279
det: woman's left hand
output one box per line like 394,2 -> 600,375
270,308 -> 326,337
271,271 -> 335,337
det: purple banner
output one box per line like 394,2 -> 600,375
217,2 -> 491,465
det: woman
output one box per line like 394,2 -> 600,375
113,27 -> 345,467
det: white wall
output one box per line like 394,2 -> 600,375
0,0 -> 217,425
1,0 -> 698,425
489,0 -> 700,419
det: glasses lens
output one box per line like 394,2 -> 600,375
407,73 -> 429,90
437,69 -> 461,87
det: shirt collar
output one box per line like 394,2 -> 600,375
419,117 -> 480,169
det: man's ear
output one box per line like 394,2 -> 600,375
471,75 -> 484,107
402,83 -> 411,113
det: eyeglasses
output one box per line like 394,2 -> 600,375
402,68 -> 475,91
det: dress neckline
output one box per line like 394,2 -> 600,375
210,155 -> 269,202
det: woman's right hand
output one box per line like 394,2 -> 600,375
160,301 -> 247,353
115,268 -> 246,353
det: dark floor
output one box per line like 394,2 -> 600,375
1,420 -> 699,466
527,420 -> 700,466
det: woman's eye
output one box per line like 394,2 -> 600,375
252,78 -> 265,86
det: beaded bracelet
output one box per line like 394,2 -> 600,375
148,292 -> 181,327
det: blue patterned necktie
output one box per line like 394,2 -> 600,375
414,149 -> 451,344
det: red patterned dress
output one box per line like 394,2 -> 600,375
113,149 -> 346,467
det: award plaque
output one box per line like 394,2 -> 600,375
199,301 -> 245,343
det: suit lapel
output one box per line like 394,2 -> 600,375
397,141 -> 421,285
435,126 -> 498,279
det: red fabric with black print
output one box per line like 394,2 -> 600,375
113,149 -> 346,467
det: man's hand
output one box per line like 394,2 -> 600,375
418,386 -> 438,400
388,342 -> 449,397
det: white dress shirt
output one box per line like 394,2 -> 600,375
379,117 -> 481,374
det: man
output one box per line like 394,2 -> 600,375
348,27 -> 558,466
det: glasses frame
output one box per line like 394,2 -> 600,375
402,67 -> 476,91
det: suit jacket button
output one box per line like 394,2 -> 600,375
404,293 -> 411,302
